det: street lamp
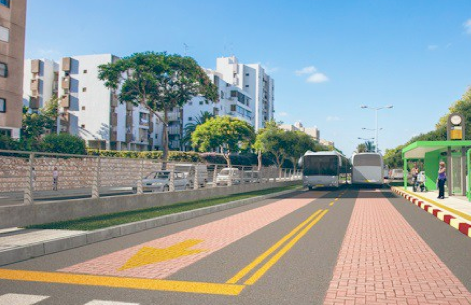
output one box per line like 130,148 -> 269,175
362,127 -> 383,131
360,105 -> 393,153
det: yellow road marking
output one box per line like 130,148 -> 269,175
335,198 -> 339,201
119,239 -> 207,270
329,202 -> 334,206
226,209 -> 323,284
244,210 -> 329,285
399,189 -> 471,222
0,269 -> 244,296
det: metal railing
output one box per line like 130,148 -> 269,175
0,150 -> 302,205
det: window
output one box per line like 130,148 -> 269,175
81,124 -> 85,129
82,87 -> 87,92
0,0 -> 9,8
199,101 -> 203,105
83,70 -> 87,74
230,105 -> 236,112
0,98 -> 6,112
0,62 -> 7,77
245,73 -> 249,76
81,106 -> 86,110
0,25 -> 9,42
245,85 -> 249,88
0,128 -> 11,137
188,117 -> 193,121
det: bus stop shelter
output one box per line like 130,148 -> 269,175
402,141 -> 471,200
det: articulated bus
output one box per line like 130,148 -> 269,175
299,151 -> 350,190
351,152 -> 384,186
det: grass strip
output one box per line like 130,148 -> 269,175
26,184 -> 301,231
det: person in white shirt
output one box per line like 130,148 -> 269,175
53,167 -> 59,191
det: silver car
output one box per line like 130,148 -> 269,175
142,171 -> 190,192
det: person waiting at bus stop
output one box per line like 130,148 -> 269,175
437,161 -> 447,199
411,163 -> 419,192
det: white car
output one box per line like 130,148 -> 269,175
141,171 -> 190,192
216,168 -> 241,185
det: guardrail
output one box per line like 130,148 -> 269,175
0,150 -> 302,206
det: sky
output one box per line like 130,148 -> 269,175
25,0 -> 471,156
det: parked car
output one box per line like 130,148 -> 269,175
242,170 -> 261,183
390,169 -> 404,180
173,164 -> 208,188
139,170 -> 190,192
216,168 -> 241,185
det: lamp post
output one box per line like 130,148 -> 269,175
360,105 -> 393,153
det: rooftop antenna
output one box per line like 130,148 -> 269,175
183,43 -> 189,56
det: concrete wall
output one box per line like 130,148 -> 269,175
0,181 -> 300,229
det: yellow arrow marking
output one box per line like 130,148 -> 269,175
119,239 -> 207,271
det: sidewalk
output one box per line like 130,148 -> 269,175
392,186 -> 471,238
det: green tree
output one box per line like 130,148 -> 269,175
253,121 -> 278,170
254,122 -> 291,175
182,111 -> 214,151
356,143 -> 367,153
98,52 -> 218,162
191,116 -> 255,167
41,133 -> 87,155
284,131 -> 321,172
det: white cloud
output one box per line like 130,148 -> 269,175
326,116 -> 340,122
464,19 -> 471,34
307,73 -> 329,83
278,112 -> 289,117
295,66 -> 316,75
427,45 -> 438,51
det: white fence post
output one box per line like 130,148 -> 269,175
137,159 -> 144,195
212,165 -> 218,187
92,156 -> 101,199
169,168 -> 175,192
193,165 -> 199,190
24,153 -> 35,205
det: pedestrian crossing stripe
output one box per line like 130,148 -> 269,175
0,294 -> 140,305
0,293 -> 49,305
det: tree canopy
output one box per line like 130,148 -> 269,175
191,116 -> 255,167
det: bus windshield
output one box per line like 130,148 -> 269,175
303,156 -> 338,176
353,154 -> 382,166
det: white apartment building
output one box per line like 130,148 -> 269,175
23,59 -> 59,110
55,54 -> 161,151
279,121 -> 320,141
215,56 -> 274,130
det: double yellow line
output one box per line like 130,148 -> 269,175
226,208 -> 329,286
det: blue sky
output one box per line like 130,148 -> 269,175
25,0 -> 471,156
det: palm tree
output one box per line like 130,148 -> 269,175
182,111 -> 214,151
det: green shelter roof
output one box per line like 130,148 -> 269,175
402,141 -> 471,159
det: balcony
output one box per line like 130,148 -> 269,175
30,79 -> 39,97
167,112 -> 181,122
168,126 -> 181,135
31,59 -> 40,74
110,113 -> 118,126
125,115 -> 133,126
61,76 -> 70,90
29,97 -> 40,110
110,131 -> 117,142
125,133 -> 134,143
62,57 -> 71,72
60,94 -> 70,108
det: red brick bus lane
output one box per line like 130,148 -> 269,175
61,192 -> 325,280
323,191 -> 471,305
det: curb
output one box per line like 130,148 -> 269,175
391,187 -> 471,238
0,187 -> 301,266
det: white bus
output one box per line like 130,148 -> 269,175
299,151 -> 350,190
351,152 -> 384,186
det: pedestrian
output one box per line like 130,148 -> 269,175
31,167 -> 36,189
411,163 -> 419,192
437,161 -> 446,199
53,167 -> 59,191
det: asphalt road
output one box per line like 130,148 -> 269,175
0,188 -> 470,305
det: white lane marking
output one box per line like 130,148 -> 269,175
84,301 -> 140,305
0,294 -> 49,305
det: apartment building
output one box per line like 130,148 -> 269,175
0,0 -> 27,138
280,121 -> 320,141
23,59 -> 59,110
216,56 -> 274,130
56,54 -> 161,151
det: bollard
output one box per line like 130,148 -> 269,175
137,159 -> 144,195
92,156 -> 101,198
24,153 -> 35,205
212,164 -> 218,187
169,168 -> 175,192
193,165 -> 199,190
